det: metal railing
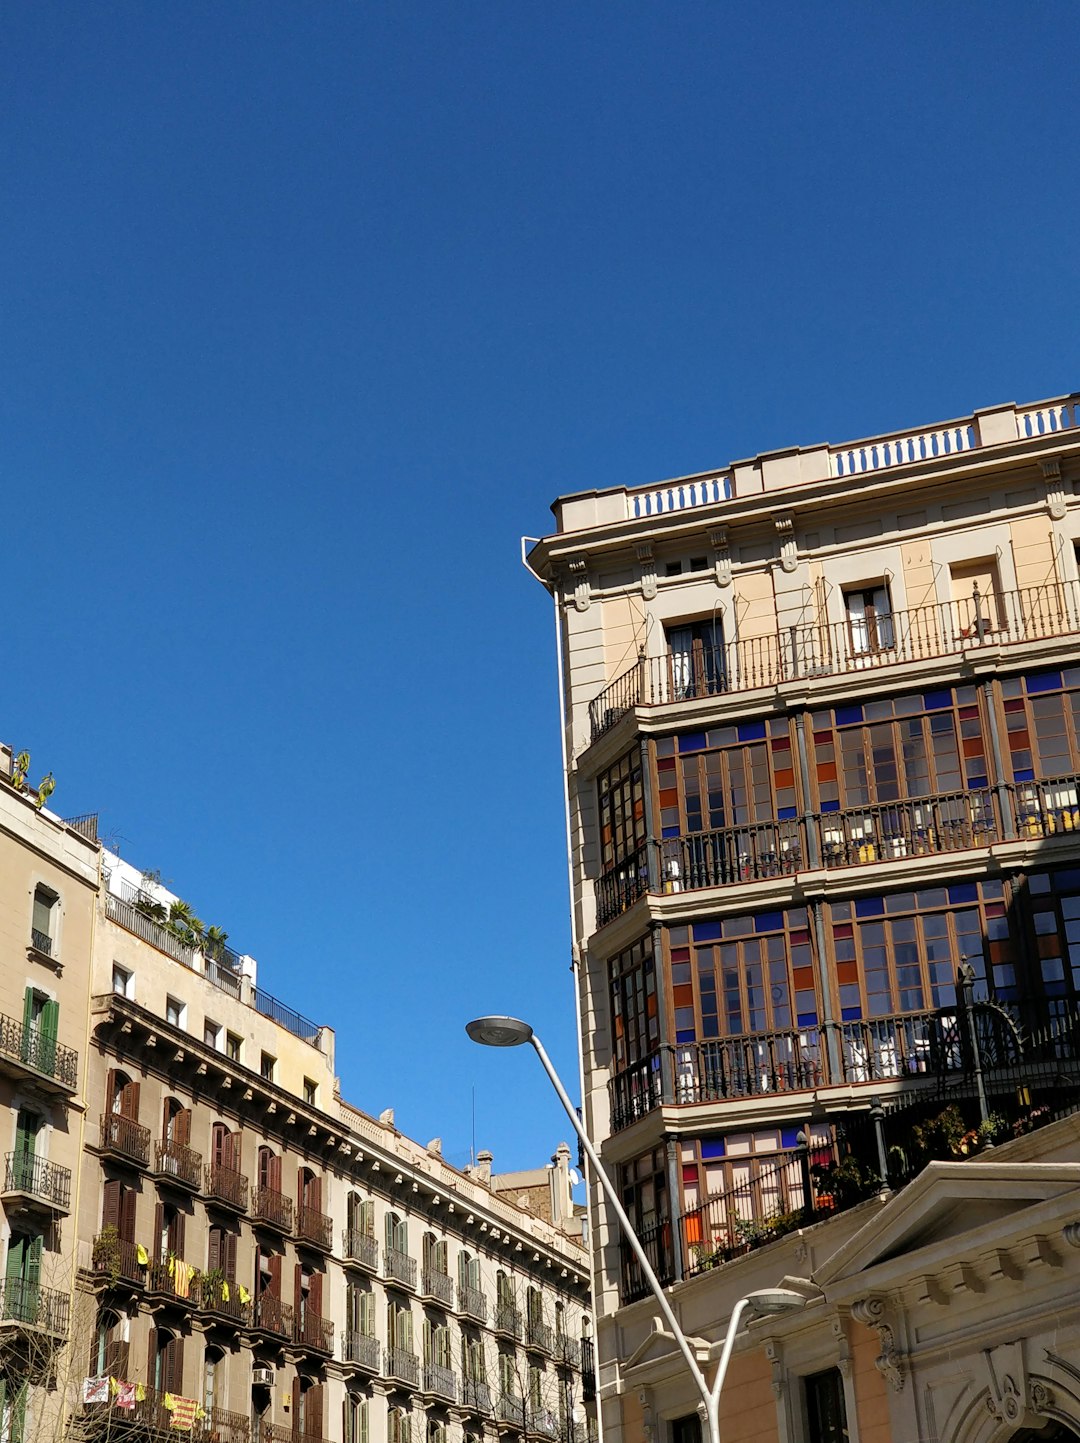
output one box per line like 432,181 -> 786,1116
205,956 -> 243,998
619,1217 -> 675,1304
595,841 -> 650,926
343,1330 -> 380,1371
461,1378 -> 491,1413
100,1113 -> 151,1166
4,1152 -> 72,1210
198,1408 -> 251,1443
421,1269 -> 454,1308
251,1185 -> 293,1232
818,789 -> 1002,866
62,812 -> 99,843
154,1138 -> 203,1188
675,1030 -> 825,1104
146,1257 -> 198,1304
525,1318 -> 553,1354
556,1335 -> 581,1369
384,1246 -> 417,1289
423,1363 -> 457,1402
385,1346 -> 420,1387
457,1283 -> 488,1322
205,1162 -> 249,1211
0,1278 -> 70,1336
588,581 -> 1080,742
609,1051 -> 664,1132
91,1233 -> 143,1284
252,987 -> 321,1045
30,928 -> 53,956
105,892 -> 194,967
253,1293 -> 293,1337
660,818 -> 803,893
196,1275 -> 250,1324
526,1408 -> 559,1439
343,1228 -> 378,1271
494,1303 -> 522,1339
0,1012 -> 78,1090
294,1308 -> 334,1353
297,1204 -> 333,1251
581,1339 -> 595,1401
497,1393 -> 526,1428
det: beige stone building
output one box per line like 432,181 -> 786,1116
526,391 -> 1080,1441
0,747 -> 99,1443
0,771 -> 596,1443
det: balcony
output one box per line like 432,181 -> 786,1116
588,580 -> 1080,743
423,1363 -> 457,1403
620,1218 -> 675,1304
251,1185 -> 293,1234
597,789 -> 1010,928
3,1152 -> 72,1214
526,1408 -> 558,1439
145,1257 -> 197,1308
343,1330 -> 380,1373
296,1204 -> 333,1252
385,1345 -> 420,1387
0,1012 -> 78,1093
384,1246 -> 417,1290
581,1340 -> 595,1402
205,1162 -> 249,1213
420,1268 -> 454,1308
153,1139 -> 203,1190
494,1304 -> 522,1341
91,1232 -> 144,1286
461,1378 -> 492,1413
343,1228 -> 378,1272
30,928 -> 53,957
263,1428 -> 329,1443
196,1275 -> 250,1326
253,1293 -> 293,1339
100,1113 -> 151,1168
556,1335 -> 581,1369
0,1278 -> 70,1339
198,1408 -> 251,1443
497,1393 -> 526,1429
294,1307 -> 334,1355
458,1283 -> 488,1323
525,1319 -> 553,1355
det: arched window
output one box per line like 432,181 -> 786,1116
150,1328 -> 183,1394
343,1393 -> 368,1443
202,1346 -> 223,1416
388,1406 -> 411,1443
89,1309 -> 128,1379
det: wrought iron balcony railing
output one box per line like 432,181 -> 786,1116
343,1228 -> 378,1271
461,1377 -> 492,1413
588,580 -> 1080,742
146,1256 -> 197,1306
100,1113 -> 151,1166
296,1204 -> 333,1251
525,1319 -> 553,1354
0,1012 -> 78,1091
556,1335 -> 581,1369
294,1307 -> 334,1354
198,1408 -> 251,1443
420,1268 -> 454,1308
253,1293 -> 293,1337
251,1185 -> 293,1233
4,1152 -> 72,1211
196,1275 -> 250,1324
497,1393 -> 526,1428
30,928 -> 53,956
494,1303 -> 522,1340
0,1278 -> 70,1337
205,1162 -> 249,1212
154,1139 -> 203,1189
385,1346 -> 420,1387
90,1232 -> 144,1285
457,1283 -> 488,1322
343,1330 -> 380,1371
384,1246 -> 417,1290
526,1408 -> 559,1439
423,1363 -> 457,1402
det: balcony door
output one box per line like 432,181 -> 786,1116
12,1110 -> 40,1192
667,618 -> 726,700
4,1230 -> 42,1319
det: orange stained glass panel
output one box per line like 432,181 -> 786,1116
816,763 -> 837,782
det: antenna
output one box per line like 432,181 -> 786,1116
471,1085 -> 476,1168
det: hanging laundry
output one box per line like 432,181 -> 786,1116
238,1284 -> 251,1305
136,1243 -> 149,1266
167,1395 -> 199,1430
82,1377 -> 110,1405
116,1382 -> 137,1410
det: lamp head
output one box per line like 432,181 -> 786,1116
466,1016 -> 534,1049
744,1288 -> 809,1318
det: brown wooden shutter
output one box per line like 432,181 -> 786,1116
110,1335 -> 129,1379
224,1230 -> 237,1284
173,1209 -> 186,1258
121,1080 -> 140,1120
294,1263 -> 303,1317
268,1252 -> 281,1299
226,1132 -> 239,1171
147,1327 -> 159,1388
309,1271 -> 322,1317
310,1175 -> 322,1213
166,1334 -> 184,1394
174,1108 -> 191,1146
208,1227 -> 221,1274
270,1153 -> 282,1191
293,1374 -> 303,1442
101,1180 -> 120,1231
105,1069 -> 118,1113
162,1098 -> 172,1140
120,1186 -> 137,1242
305,1383 -> 324,1439
153,1202 -> 164,1260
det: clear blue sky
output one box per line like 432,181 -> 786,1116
4,3 -> 1079,1173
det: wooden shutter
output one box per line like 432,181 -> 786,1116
310,1175 -> 322,1213
225,1132 -> 238,1171
173,1209 -> 186,1258
174,1108 -> 191,1146
268,1252 -> 281,1299
270,1152 -> 282,1191
305,1383 -> 324,1440
105,1068 -> 118,1113
309,1271 -> 322,1317
108,1333 -> 129,1379
208,1227 -> 222,1274
292,1373 -> 303,1442
101,1180 -> 120,1232
224,1229 -> 237,1283
22,987 -> 35,1034
153,1202 -> 164,1261
166,1334 -> 184,1394
294,1264 -> 303,1319
360,1200 -> 373,1237
120,1080 -> 140,1120
360,1290 -> 374,1337
120,1186 -> 137,1243
213,1125 -> 227,1168
147,1327 -> 159,1389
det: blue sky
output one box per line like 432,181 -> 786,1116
4,3 -> 1079,1173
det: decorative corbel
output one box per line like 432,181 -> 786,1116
637,1388 -> 654,1443
636,542 -> 657,601
851,1296 -> 905,1392
709,528 -> 732,588
763,1337 -> 786,1399
775,514 -> 798,573
829,1314 -> 853,1382
567,556 -> 590,613
1042,456 -> 1067,519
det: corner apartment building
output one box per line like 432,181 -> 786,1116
0,749 -> 98,1443
527,393 -> 1080,1442
75,852 -> 595,1443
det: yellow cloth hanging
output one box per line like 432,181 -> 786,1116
220,1280 -> 230,1301
238,1284 -> 251,1305
135,1385 -> 146,1402
136,1244 -> 149,1266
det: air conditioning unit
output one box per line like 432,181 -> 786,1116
252,1366 -> 275,1388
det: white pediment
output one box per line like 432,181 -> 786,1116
816,1160 -> 1080,1290
623,1318 -> 710,1378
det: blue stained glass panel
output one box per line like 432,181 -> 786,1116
692,921 -> 723,942
699,1139 -> 726,1160
737,721 -> 767,742
841,1006 -> 863,1020
922,690 -> 952,710
797,1011 -> 818,1027
754,912 -> 784,933
855,896 -> 885,917
781,1128 -> 802,1150
678,733 -> 707,753
662,825 -> 681,838
1026,671 -> 1062,693
835,706 -> 863,726
675,1029 -> 696,1044
778,806 -> 798,820
948,883 -> 978,904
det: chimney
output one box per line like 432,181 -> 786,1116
549,1141 -> 572,1226
475,1149 -> 493,1184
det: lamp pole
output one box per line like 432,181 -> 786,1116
465,1016 -> 808,1443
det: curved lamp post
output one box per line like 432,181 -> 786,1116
465,1016 -> 809,1443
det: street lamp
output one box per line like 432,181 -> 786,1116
465,1016 -> 810,1443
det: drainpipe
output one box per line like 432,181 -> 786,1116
981,678 -> 1016,840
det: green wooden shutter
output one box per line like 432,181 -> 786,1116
360,1290 -> 374,1337
36,998 -> 58,1076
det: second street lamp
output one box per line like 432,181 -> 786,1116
465,1015 -> 810,1443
